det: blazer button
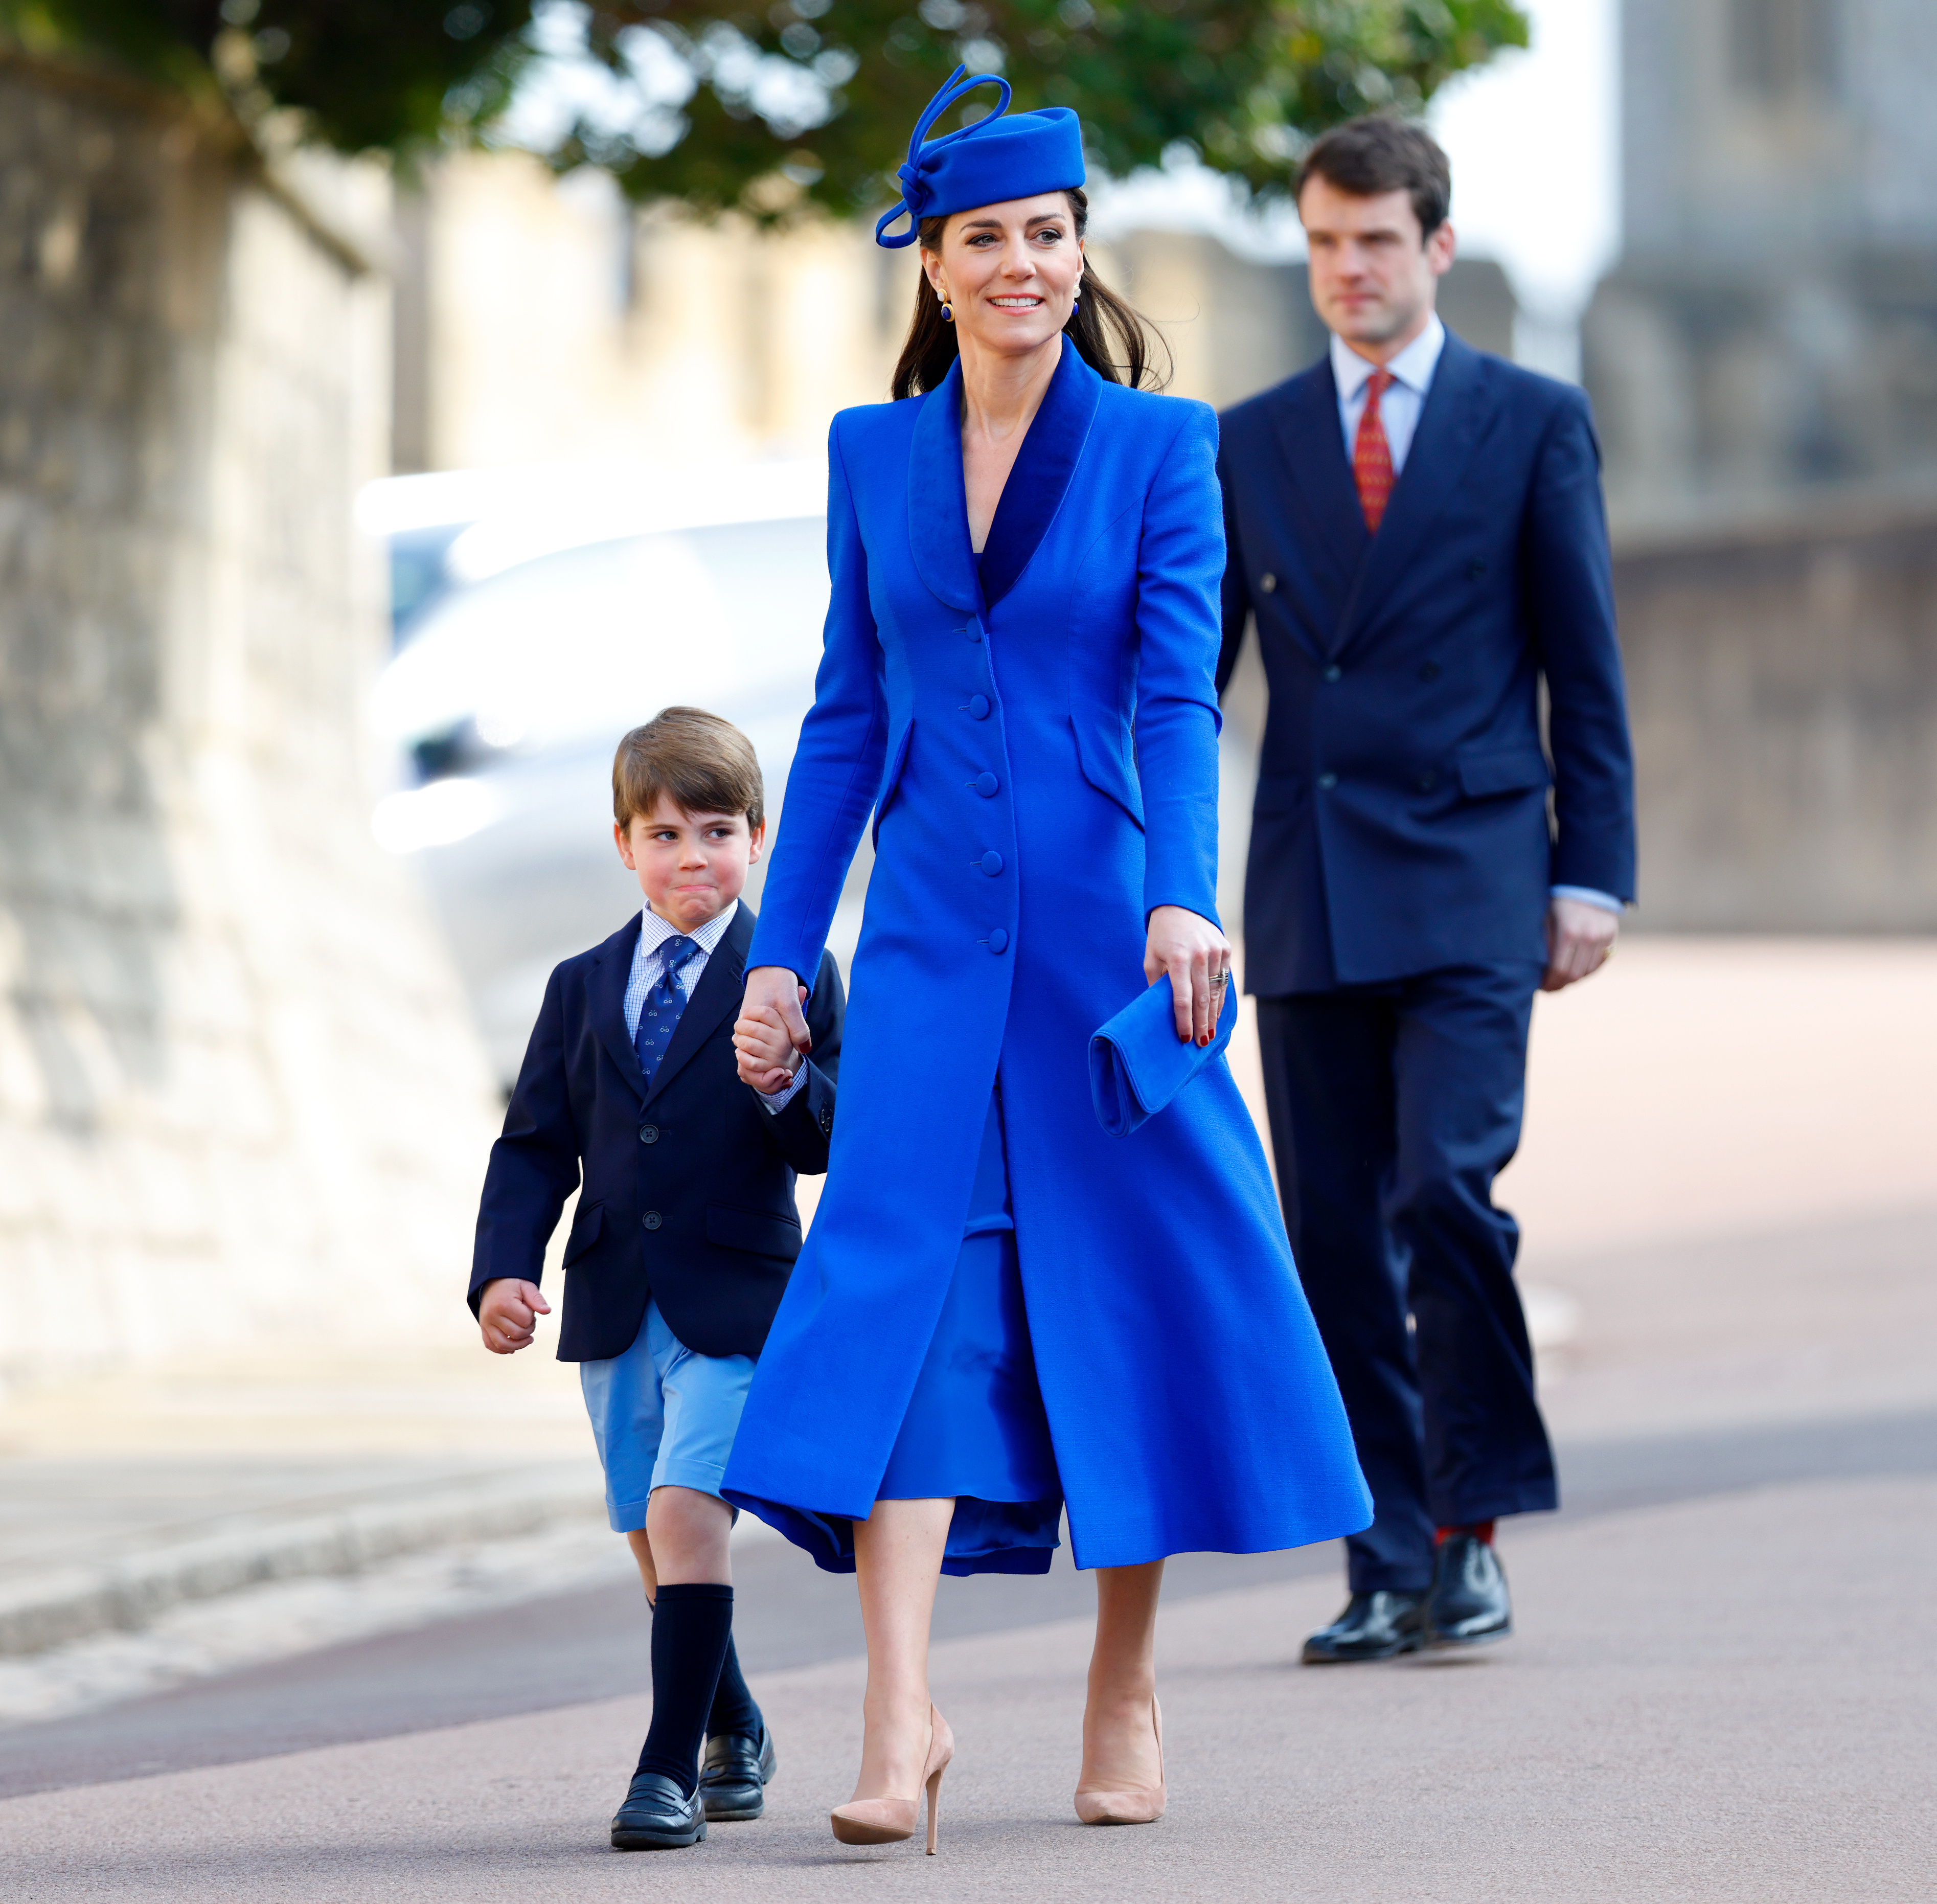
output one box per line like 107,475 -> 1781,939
977,849 -> 1004,876
968,693 -> 990,719
973,771 -> 999,797
986,927 -> 1010,954
1323,664 -> 1341,683
818,1105 -> 833,1133
1259,572 -> 1278,593
966,619 -> 983,643
1416,770 -> 1439,792
641,1211 -> 662,1231
1420,660 -> 1442,682
1317,772 -> 1339,790
638,1124 -> 659,1144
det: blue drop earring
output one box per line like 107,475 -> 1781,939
940,296 -> 954,323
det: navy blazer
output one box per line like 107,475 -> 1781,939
468,901 -> 842,1362
1217,331 -> 1637,992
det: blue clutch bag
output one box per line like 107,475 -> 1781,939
1088,980 -> 1237,1137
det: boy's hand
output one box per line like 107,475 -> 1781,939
478,1278 -> 550,1354
735,987 -> 809,1094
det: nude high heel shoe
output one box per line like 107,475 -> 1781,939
1074,1696 -> 1165,1825
830,1705 -> 954,1853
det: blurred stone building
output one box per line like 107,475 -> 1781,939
1584,0 -> 1937,930
0,55 -> 503,1387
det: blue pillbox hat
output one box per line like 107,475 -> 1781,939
876,65 -> 1086,248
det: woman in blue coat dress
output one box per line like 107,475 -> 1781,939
727,71 -> 1370,1845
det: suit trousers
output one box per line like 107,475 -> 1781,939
1257,962 -> 1557,1592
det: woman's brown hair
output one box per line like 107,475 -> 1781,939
888,189 -> 1170,400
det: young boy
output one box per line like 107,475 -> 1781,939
470,705 -> 842,1851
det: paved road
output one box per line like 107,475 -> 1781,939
6,1406 -> 1931,1806
4,1469 -> 1932,1902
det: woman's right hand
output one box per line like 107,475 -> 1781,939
736,965 -> 812,1090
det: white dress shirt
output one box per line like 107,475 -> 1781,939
1331,314 -> 1446,478
625,900 -> 808,1111
1327,314 -> 1621,920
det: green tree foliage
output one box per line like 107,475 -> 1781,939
3,1 -> 1526,219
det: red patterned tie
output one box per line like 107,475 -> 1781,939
1353,368 -> 1395,534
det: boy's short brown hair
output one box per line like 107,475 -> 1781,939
1295,115 -> 1452,241
612,707 -> 765,832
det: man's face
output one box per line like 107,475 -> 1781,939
614,797 -> 763,932
1298,176 -> 1455,358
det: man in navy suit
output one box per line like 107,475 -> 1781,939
1216,118 -> 1636,1661
470,708 -> 842,1843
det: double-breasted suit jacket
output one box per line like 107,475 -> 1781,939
1217,331 -> 1636,992
721,339 -> 1370,1570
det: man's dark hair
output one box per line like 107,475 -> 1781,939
1295,116 -> 1452,242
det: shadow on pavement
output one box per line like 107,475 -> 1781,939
2,1405 -> 1930,1802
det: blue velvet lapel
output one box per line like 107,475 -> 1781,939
978,336 -> 1101,608
1332,331 -> 1493,657
906,358 -> 981,614
588,914 -> 648,1102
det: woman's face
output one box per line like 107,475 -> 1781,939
923,193 -> 1083,361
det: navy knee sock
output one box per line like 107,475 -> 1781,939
635,1583 -> 734,1796
707,1634 -> 761,1741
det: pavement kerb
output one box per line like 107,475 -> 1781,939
0,1468 -> 606,1658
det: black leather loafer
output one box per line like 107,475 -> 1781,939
700,1721 -> 778,1821
1423,1534 -> 1512,1648
1301,1590 -> 1428,1663
610,1771 -> 707,1850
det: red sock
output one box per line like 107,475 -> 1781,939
1435,1520 -> 1495,1545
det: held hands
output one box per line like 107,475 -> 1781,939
478,1277 -> 550,1354
1541,896 -> 1620,993
1145,904 -> 1234,1046
736,966 -> 812,1093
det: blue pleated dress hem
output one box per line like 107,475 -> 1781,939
727,1093 -> 1066,1578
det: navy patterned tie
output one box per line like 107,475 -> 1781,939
633,935 -> 703,1089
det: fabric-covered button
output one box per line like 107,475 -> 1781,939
1318,772 -> 1339,790
639,1124 -> 659,1144
968,694 -> 990,719
986,927 -> 1009,954
978,850 -> 1004,876
966,620 -> 983,643
641,1211 -> 663,1231
973,771 -> 999,797
1260,572 -> 1278,594
1323,664 -> 1341,683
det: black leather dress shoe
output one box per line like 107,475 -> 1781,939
610,1772 -> 707,1850
700,1722 -> 777,1821
1423,1534 -> 1512,1647
1301,1590 -> 1427,1663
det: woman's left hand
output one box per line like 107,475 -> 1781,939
1145,905 -> 1233,1047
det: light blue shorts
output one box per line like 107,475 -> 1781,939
579,1299 -> 755,1532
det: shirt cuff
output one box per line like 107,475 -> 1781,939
1549,885 -> 1624,915
756,1063 -> 809,1114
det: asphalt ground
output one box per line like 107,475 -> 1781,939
5,1404 -> 1933,1806
3,1470 -> 1931,1902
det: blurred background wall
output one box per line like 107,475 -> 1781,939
1585,0 -> 1937,927
0,55 -> 502,1388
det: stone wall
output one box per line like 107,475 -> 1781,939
1615,495 -> 1937,930
0,57 -> 503,1386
